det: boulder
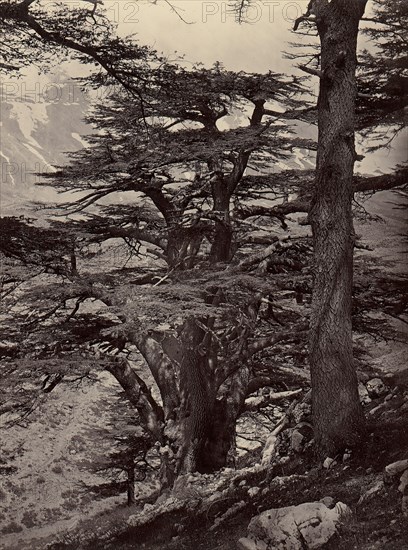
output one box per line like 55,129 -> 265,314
366,378 -> 388,398
323,457 -> 337,469
238,500 -> 351,550
384,459 -> 408,478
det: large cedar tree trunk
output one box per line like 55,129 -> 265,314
209,175 -> 233,263
309,0 -> 366,455
107,317 -> 253,485
176,317 -> 217,474
203,366 -> 251,470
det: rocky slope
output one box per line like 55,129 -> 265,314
0,67 -> 90,215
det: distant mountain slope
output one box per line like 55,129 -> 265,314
0,69 -> 91,215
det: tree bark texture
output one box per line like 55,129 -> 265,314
127,465 -> 136,505
207,168 -> 233,264
309,0 -> 367,455
176,317 -> 216,474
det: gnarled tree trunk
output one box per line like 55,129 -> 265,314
203,365 -> 252,470
308,0 -> 366,455
176,317 -> 217,474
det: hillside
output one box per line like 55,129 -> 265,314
0,68 -> 90,215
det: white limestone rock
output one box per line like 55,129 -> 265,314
358,382 -> 372,404
323,457 -> 337,469
240,500 -> 351,550
385,459 -> 408,478
366,378 -> 388,398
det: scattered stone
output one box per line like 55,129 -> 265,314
366,467 -> 373,475
333,502 -> 352,518
398,470 -> 408,495
237,538 -> 267,550
208,491 -> 223,503
323,457 -> 337,469
384,459 -> 408,478
291,430 -> 305,453
248,487 -> 261,498
342,452 -> 351,462
358,382 -> 371,405
366,378 -> 388,398
279,456 -> 290,465
239,480 -> 247,488
385,394 -> 393,402
239,500 -> 351,550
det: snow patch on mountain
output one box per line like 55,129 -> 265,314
1,69 -> 91,215
71,132 -> 90,148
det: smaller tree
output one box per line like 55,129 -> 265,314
83,394 -> 155,506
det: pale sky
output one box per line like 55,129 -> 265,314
119,0 -> 311,72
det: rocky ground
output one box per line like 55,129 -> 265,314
6,370 -> 407,550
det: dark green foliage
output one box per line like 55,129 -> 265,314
358,0 -> 408,129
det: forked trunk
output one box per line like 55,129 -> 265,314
309,0 -> 366,456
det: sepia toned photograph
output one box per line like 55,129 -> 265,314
0,1 -> 407,548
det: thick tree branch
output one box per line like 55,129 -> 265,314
244,388 -> 303,411
248,325 -> 308,357
237,168 -> 407,221
105,357 -> 165,443
298,65 -> 323,78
